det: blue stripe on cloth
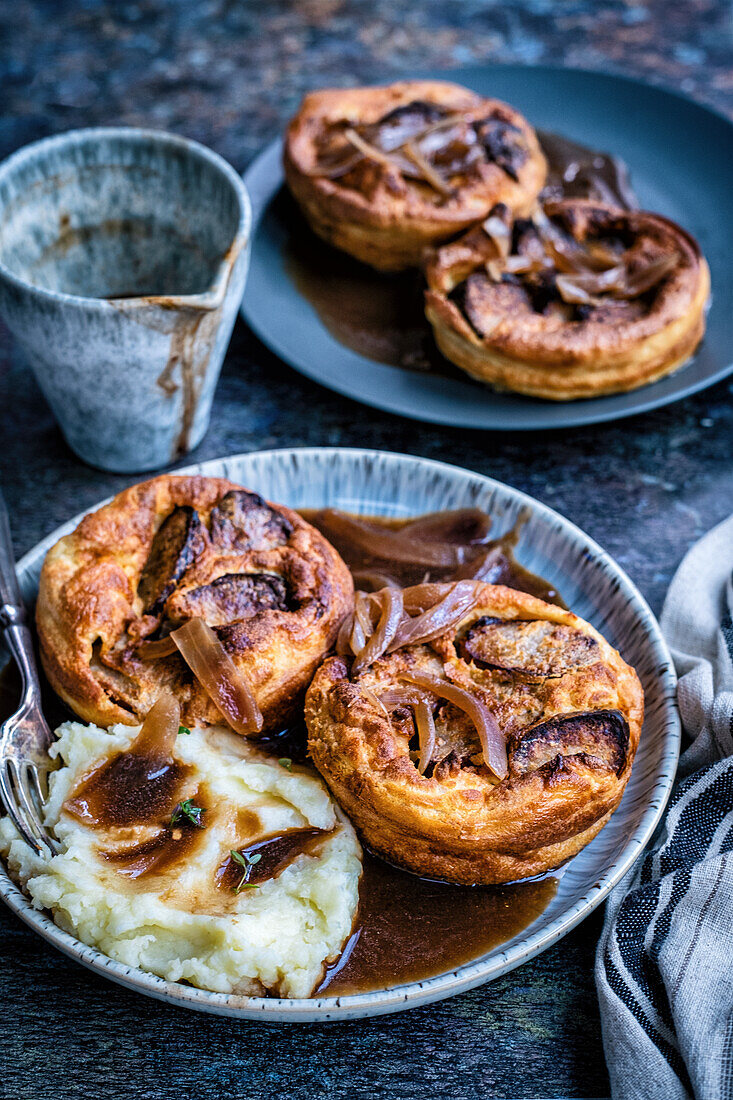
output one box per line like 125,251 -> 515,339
603,946 -> 693,1093
600,761 -> 733,1096
656,766 -> 733,876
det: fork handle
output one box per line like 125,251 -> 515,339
0,487 -> 25,627
3,622 -> 43,703
0,489 -> 42,705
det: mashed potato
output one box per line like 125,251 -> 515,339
0,721 -> 362,998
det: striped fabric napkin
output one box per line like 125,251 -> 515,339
596,515 -> 733,1100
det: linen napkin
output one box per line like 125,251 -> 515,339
595,514 -> 733,1100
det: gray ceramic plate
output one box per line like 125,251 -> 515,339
240,65 -> 733,430
0,448 -> 680,1021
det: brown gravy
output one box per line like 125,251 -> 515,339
103,822 -> 205,880
282,195 -> 452,374
318,854 -> 557,996
217,827 -> 330,891
301,509 -> 564,606
60,717 -> 204,880
302,507 -> 561,995
64,751 -> 190,828
282,131 -> 639,373
538,130 -> 638,209
0,503 -> 563,996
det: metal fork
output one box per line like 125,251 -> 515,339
0,489 -> 56,856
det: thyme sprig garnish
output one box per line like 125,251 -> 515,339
170,798 -> 205,828
230,848 -> 262,893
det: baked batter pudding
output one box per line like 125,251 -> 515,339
36,475 -> 353,733
425,199 -> 709,399
284,80 -> 547,271
306,581 -> 643,884
0,700 -> 362,997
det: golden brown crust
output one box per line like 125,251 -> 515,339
37,475 -> 354,733
424,199 -> 709,399
284,80 -> 547,271
305,584 -> 644,884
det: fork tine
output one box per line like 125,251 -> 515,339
0,761 -> 43,856
27,764 -> 47,815
5,760 -> 55,856
6,760 -> 44,845
12,760 -> 56,857
21,762 -> 56,856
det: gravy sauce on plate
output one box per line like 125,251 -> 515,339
0,507 -> 563,997
302,508 -> 564,605
318,854 -> 556,996
283,132 -> 639,374
302,508 -> 561,996
217,828 -> 331,891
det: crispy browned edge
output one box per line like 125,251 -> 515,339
283,80 -> 547,271
424,200 -> 710,399
305,583 -> 644,884
36,474 -> 354,732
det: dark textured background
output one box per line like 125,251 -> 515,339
0,2 -> 731,1098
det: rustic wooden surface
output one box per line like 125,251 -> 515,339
0,2 -> 731,1097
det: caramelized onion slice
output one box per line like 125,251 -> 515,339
376,686 -> 438,774
533,208 -> 619,275
371,103 -> 449,152
316,510 -> 466,567
135,636 -> 178,661
620,254 -> 677,297
404,140 -> 453,195
415,700 -> 437,775
336,612 -> 356,656
350,591 -> 374,655
401,670 -> 507,780
543,236 -> 604,276
416,118 -> 476,163
452,545 -> 507,582
389,580 -> 480,651
355,591 -> 376,632
351,570 -> 401,591
308,146 -> 364,179
315,110 -> 471,183
410,112 -> 468,147
401,508 -> 491,545
343,127 -> 415,175
342,118 -> 464,195
586,238 -> 626,268
482,203 -> 513,261
132,693 -> 181,757
556,253 -> 677,305
555,264 -> 627,303
348,615 -> 366,656
401,582 -> 458,614
360,685 -> 392,725
379,687 -> 431,708
504,253 -> 548,276
555,274 -> 598,306
352,588 -> 404,674
171,617 -> 263,736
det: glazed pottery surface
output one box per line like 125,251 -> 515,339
0,128 -> 251,472
242,66 -> 733,430
0,448 -> 680,1022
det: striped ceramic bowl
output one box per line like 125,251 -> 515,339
0,448 -> 679,1021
